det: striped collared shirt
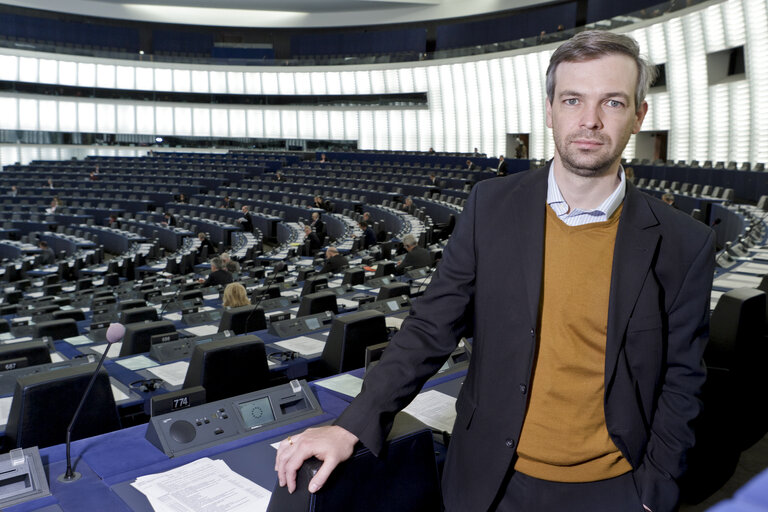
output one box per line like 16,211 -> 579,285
546,164 -> 626,227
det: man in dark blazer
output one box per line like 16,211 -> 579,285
497,155 -> 509,176
237,205 -> 254,233
276,31 -> 714,512
395,233 -> 431,275
199,257 -> 233,287
319,246 -> 348,274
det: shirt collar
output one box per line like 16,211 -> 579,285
546,162 -> 626,219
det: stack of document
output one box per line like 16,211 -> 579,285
131,457 -> 271,512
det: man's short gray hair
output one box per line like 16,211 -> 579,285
402,234 -> 418,248
211,256 -> 223,270
546,30 -> 657,112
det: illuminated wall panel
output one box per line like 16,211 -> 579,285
246,109 -> 264,138
0,55 -> 18,81
116,104 -> 136,133
227,71 -> 245,94
116,66 -> 135,90
155,106 -> 174,134
174,106 -> 193,136
0,97 -> 17,130
78,102 -> 96,133
97,103 -> 116,133
39,100 -> 58,132
209,71 -> 226,94
298,110 -> 315,139
77,62 -> 96,87
18,57 -> 38,83
229,109 -> 246,138
18,98 -> 38,131
96,64 -> 116,89
174,69 -> 192,93
194,108 -> 211,137
191,70 -> 209,93
136,105 -> 154,134
211,109 -> 229,137
39,59 -> 58,84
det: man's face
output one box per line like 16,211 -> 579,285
312,212 -> 319,221
546,54 -> 647,178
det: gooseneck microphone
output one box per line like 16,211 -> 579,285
58,322 -> 125,483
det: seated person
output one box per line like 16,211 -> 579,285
197,232 -> 217,258
359,221 -> 377,249
222,282 -> 250,308
313,195 -> 332,213
401,196 -> 415,215
221,195 -> 236,209
162,212 -> 176,226
304,225 -> 322,255
178,193 -> 189,204
320,247 -> 349,274
108,214 -> 121,229
395,234 -> 431,275
199,257 -> 233,287
310,212 -> 326,240
225,259 -> 241,279
37,241 -> 56,266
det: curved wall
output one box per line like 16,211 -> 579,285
0,0 -> 766,169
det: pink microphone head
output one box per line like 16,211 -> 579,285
106,323 -> 126,344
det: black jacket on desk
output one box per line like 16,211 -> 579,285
395,246 -> 431,275
334,167 -> 715,512
203,269 -> 233,288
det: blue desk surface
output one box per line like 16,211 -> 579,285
6,388 -> 350,512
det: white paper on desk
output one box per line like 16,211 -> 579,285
204,293 -> 220,300
328,278 -> 343,288
281,289 -> 301,298
184,324 -> 220,337
402,390 -> 457,434
117,355 -> 159,371
131,457 -> 271,512
64,335 -> 93,346
287,306 -> 300,314
337,298 -> 359,309
0,332 -> 13,341
5,336 -> 33,344
385,316 -> 405,330
90,342 -> 122,357
50,352 -> 66,363
274,336 -> 326,356
163,312 -> 183,322
147,361 -> 189,387
0,396 -> 13,427
26,291 -> 44,298
111,384 -> 130,402
314,374 -> 364,397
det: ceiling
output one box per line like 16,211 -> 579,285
0,0 -> 548,28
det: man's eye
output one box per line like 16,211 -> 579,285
606,100 -> 623,108
564,98 -> 579,106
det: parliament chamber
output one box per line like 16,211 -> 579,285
0,0 -> 767,510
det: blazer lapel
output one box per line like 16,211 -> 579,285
605,184 -> 661,384
509,167 -> 548,327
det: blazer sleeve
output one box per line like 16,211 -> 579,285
334,183 -> 480,455
637,229 -> 715,512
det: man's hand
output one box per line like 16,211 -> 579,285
275,425 -> 358,494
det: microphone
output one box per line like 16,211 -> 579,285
58,322 -> 125,483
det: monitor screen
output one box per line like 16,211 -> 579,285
305,317 -> 320,330
238,397 -> 275,429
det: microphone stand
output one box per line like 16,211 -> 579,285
58,337 -> 116,483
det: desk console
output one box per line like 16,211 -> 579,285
145,379 -> 322,457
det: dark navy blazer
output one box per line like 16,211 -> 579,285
336,166 -> 715,512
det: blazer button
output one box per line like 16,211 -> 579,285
505,439 -> 515,448
519,384 -> 527,394
529,329 -> 535,337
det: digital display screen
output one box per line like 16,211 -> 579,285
305,317 -> 320,330
238,397 -> 275,429
387,300 -> 399,311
